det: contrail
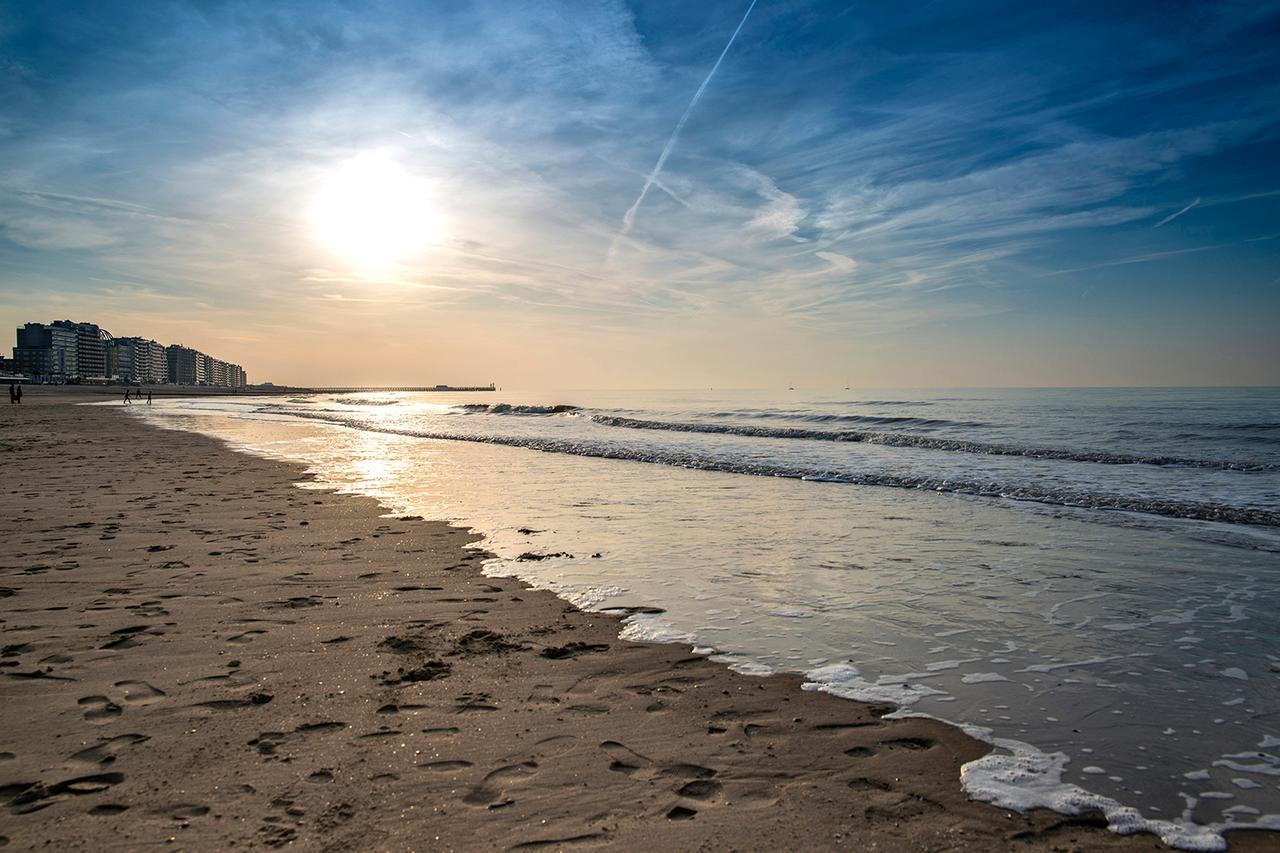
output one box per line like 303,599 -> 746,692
615,0 -> 759,245
1154,197 -> 1200,228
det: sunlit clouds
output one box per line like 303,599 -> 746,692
0,1 -> 1277,386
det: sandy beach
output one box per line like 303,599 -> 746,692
0,392 -> 1265,851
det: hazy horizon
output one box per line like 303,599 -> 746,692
2,1 -> 1278,388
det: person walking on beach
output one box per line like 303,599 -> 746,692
8,383 -> 14,404
14,384 -> 21,404
146,391 -> 152,405
123,389 -> 131,405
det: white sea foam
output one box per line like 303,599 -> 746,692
617,618 -> 697,646
802,663 -> 948,707
925,658 -> 979,672
961,739 -> 1232,851
963,672 -> 1010,684
713,655 -> 775,677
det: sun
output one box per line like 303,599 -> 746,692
308,152 -> 441,268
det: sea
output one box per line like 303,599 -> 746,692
130,387 -> 1280,850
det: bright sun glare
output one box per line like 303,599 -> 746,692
309,152 -> 440,269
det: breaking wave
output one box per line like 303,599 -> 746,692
590,415 -> 1276,472
253,407 -> 1280,528
455,403 -> 580,415
699,411 -> 982,428
334,397 -> 399,406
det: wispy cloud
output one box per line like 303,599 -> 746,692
1154,197 -> 1201,228
613,0 -> 758,248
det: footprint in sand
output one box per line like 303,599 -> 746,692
450,692 -> 496,712
226,629 -> 267,644
875,732 -> 936,747
5,772 -> 125,815
89,803 -> 129,816
263,596 -> 325,610
193,692 -> 273,711
70,734 -> 149,765
114,680 -> 166,704
248,732 -> 290,756
462,762 -> 539,806
599,741 -> 655,778
811,721 -> 880,733
294,721 -> 346,734
249,722 -> 346,758
100,625 -> 159,650
676,779 -> 723,801
599,742 -> 717,786
78,695 -> 122,723
538,642 -> 610,660
418,760 -> 473,772
659,763 -> 716,780
531,735 -> 577,757
158,803 -> 210,820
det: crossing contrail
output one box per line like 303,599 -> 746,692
614,0 -> 759,248
1154,197 -> 1200,228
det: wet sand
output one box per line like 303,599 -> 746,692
0,392 -> 1263,850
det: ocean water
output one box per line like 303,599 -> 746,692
132,388 -> 1280,849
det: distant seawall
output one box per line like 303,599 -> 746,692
12,384 -> 497,397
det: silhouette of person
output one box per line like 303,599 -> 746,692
8,383 -> 14,404
123,389 -> 131,405
146,391 -> 152,405
14,384 -> 21,404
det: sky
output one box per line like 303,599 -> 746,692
1,0 -> 1277,388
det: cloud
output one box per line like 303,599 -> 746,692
615,0 -> 758,244
1,0 -> 1277,384
814,251 -> 856,273
1154,197 -> 1201,228
740,167 -> 807,241
0,212 -> 117,249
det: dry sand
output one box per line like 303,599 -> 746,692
0,392 -> 1268,851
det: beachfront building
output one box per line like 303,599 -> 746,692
108,337 -> 167,384
13,322 -> 82,380
141,339 -> 168,383
164,344 -> 247,387
12,320 -> 247,386
166,345 -> 198,385
51,320 -> 109,379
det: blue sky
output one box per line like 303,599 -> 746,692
1,0 -> 1277,386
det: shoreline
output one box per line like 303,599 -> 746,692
0,392 -> 1267,850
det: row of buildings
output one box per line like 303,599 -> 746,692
7,320 -> 247,387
